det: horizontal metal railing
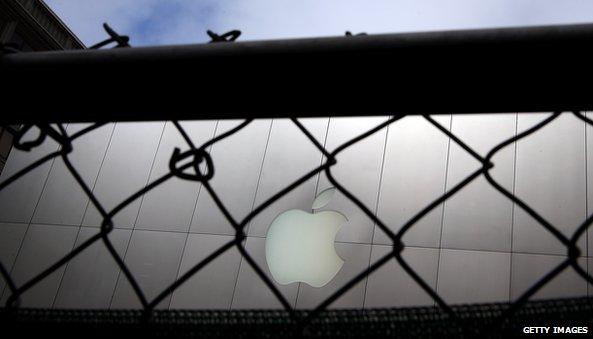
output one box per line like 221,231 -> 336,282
2,23 -> 593,123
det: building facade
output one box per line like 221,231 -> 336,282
0,0 -> 84,173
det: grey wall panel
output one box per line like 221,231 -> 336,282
0,224 -> 77,307
135,121 -> 218,232
296,242 -> 370,309
0,127 -> 59,223
53,227 -> 130,309
191,120 -> 272,236
32,123 -> 115,226
248,118 -> 328,237
83,122 -> 165,229
169,234 -> 241,309
374,115 -> 451,247
0,223 -> 27,297
110,230 -> 186,309
510,253 -> 588,300
513,113 -> 586,255
437,249 -> 510,304
587,112 -> 592,258
364,245 -> 438,308
231,236 -> 298,309
441,114 -> 516,252
316,117 -> 388,244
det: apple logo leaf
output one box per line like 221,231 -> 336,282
312,187 -> 336,210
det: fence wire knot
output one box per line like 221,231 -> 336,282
169,147 -> 214,182
207,30 -> 242,43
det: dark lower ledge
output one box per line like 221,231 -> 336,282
0,297 -> 591,338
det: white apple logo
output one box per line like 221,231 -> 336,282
265,187 -> 346,288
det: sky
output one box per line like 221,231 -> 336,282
43,0 -> 593,47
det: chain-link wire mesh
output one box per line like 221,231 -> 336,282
0,26 -> 592,338
0,111 -> 592,336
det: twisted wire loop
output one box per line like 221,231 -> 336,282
0,111 -> 592,337
207,30 -> 242,43
89,23 -> 131,49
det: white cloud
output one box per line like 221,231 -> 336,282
44,0 -> 593,46
219,0 -> 593,40
44,0 -> 159,44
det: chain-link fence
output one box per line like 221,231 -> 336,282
1,24 -> 592,338
0,112 -> 592,336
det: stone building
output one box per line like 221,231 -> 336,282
0,0 -> 84,172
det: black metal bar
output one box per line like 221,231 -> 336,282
2,23 -> 593,123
